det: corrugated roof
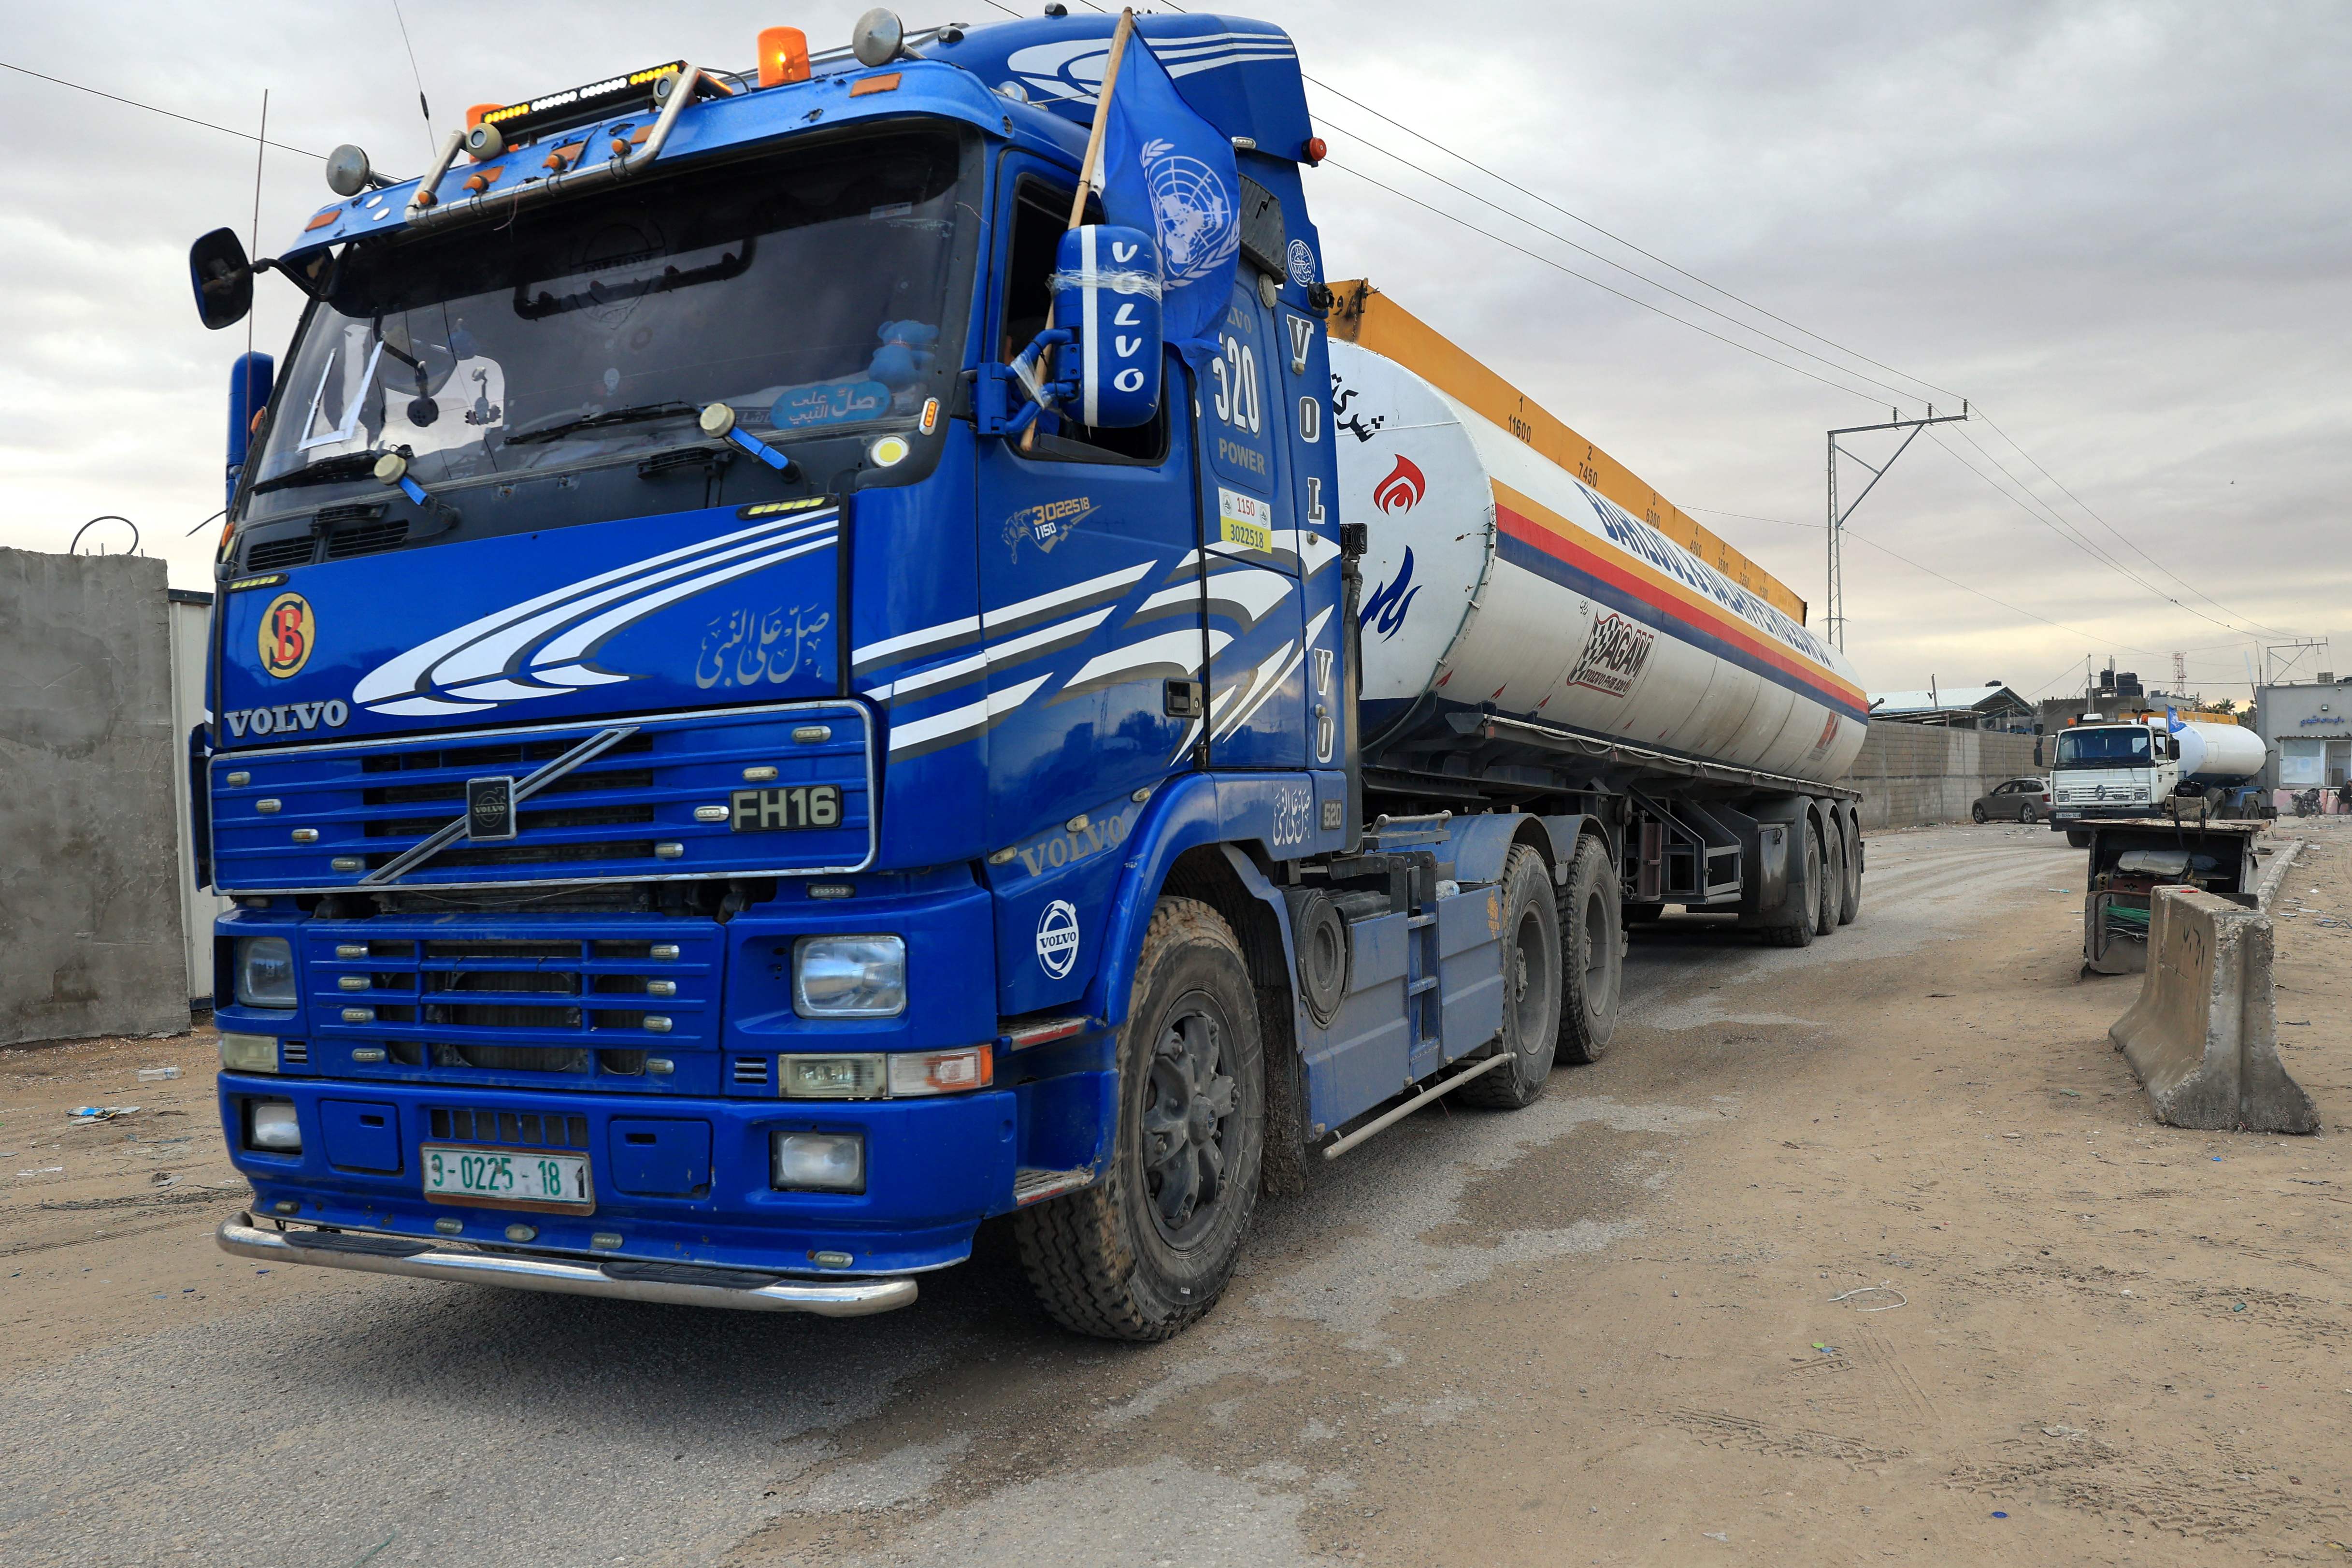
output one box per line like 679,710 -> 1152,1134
1869,685 -> 2028,715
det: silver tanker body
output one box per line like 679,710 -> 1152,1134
1328,317 -> 1867,787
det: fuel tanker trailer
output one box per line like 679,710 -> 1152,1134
1329,283 -> 1869,962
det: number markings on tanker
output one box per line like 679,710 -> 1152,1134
423,1145 -> 593,1210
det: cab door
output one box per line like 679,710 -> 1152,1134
1196,280 -> 1309,769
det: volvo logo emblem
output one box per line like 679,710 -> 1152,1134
1035,899 -> 1080,979
465,776 -> 518,841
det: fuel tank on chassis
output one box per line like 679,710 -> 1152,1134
1332,340 -> 1868,785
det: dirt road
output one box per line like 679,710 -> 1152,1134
3,821 -> 2346,1566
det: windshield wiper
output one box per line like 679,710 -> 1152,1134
249,451 -> 387,495
501,402 -> 700,447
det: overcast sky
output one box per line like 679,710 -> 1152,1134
3,0 -> 2344,702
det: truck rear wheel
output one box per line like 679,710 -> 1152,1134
1555,835 -> 1621,1065
1814,812 -> 1843,937
2066,829 -> 2092,849
1014,897 -> 1264,1342
1458,846 -> 1562,1108
1837,809 -> 1863,926
1762,821 -> 1820,949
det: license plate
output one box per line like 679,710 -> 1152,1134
422,1145 -> 593,1211
730,783 -> 841,833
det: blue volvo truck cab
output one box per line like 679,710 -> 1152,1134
187,12 -> 1844,1340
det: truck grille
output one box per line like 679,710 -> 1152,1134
300,920 -> 739,1095
426,1106 -> 592,1150
210,703 -> 873,892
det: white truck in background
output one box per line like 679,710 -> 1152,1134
2047,714 -> 2267,846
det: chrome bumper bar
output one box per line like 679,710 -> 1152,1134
216,1212 -> 918,1317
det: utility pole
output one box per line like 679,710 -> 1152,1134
1824,405 -> 1971,651
2264,639 -> 2330,685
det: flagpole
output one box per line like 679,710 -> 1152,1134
1022,8 -> 1136,453
1067,9 -> 1136,229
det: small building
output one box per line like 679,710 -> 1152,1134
2254,672 -> 2352,790
1867,682 -> 2036,733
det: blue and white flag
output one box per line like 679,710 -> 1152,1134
1096,30 -> 1241,353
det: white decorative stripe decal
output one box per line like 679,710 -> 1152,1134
352,513 -> 837,716
887,675 -> 1050,757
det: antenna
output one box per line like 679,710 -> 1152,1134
247,89 -> 267,371
392,0 -> 436,155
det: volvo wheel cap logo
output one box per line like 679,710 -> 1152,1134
258,591 -> 315,678
1035,899 -> 1081,979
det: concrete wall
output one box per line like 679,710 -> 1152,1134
0,548 -> 192,1045
1840,720 -> 2043,832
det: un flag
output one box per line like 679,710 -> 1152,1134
1097,30 -> 1240,355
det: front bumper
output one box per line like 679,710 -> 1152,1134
219,1072 -> 1027,1276
217,1210 -> 918,1315
2050,803 -> 2161,827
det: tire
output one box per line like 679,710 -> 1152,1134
1015,897 -> 1263,1342
1622,903 -> 1665,924
1555,835 -> 1623,1065
1762,820 -> 1819,949
1458,846 -> 1563,1108
2020,804 -> 2037,824
1971,804 -> 1987,823
1837,808 -> 1862,927
1813,811 -> 1842,937
2066,829 -> 2093,849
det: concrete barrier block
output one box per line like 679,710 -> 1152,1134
2109,885 -> 2319,1134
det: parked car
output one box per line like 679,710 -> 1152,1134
1973,777 -> 2052,823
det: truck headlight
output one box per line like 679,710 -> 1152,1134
771,1131 -> 864,1192
246,1099 -> 301,1153
218,1032 -> 279,1074
792,935 -> 905,1018
234,936 -> 298,1009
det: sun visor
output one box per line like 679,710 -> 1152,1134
928,13 -> 1313,162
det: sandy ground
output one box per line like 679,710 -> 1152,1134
2,820 -> 2347,1567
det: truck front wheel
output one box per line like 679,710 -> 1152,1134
1015,896 -> 1264,1342
1555,835 -> 1622,1065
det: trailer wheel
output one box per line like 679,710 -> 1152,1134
1813,812 -> 1843,937
1014,897 -> 1263,1342
1459,846 -> 1562,1108
1837,809 -> 1863,926
1555,835 -> 1622,1065
1762,821 -> 1819,949
2066,829 -> 2092,849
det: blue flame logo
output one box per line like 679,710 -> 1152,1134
1360,547 -> 1420,641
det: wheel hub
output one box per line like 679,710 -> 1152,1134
1140,1001 -> 1236,1246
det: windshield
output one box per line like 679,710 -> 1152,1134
244,128 -> 973,520
2055,728 -> 2153,769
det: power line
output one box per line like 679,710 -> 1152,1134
1318,160 -> 1894,408
0,59 -> 325,158
1922,429 -> 2290,644
1966,407 -> 2297,636
1293,72 -> 1964,409
1683,505 -> 2166,654
1313,112 -> 1929,412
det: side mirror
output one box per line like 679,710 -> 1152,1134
1051,225 -> 1162,429
189,228 -> 253,330
226,351 -> 275,509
